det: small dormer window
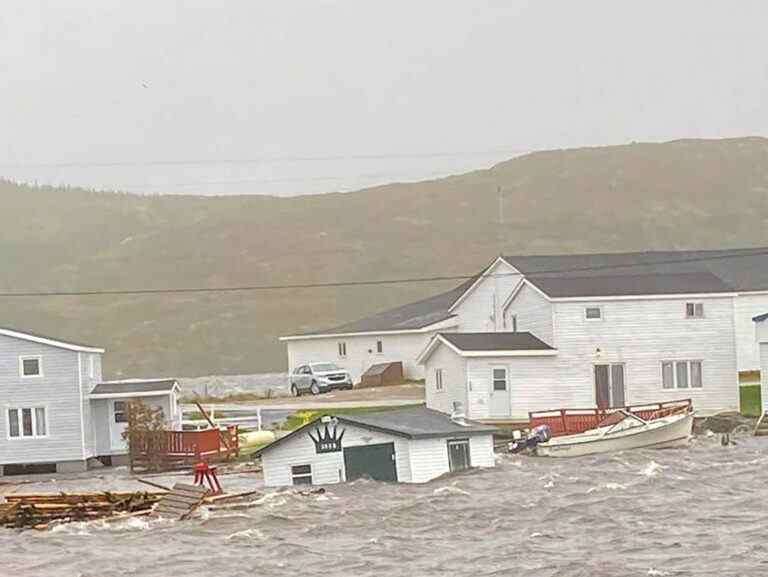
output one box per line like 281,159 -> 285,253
685,303 -> 704,318
585,306 -> 603,321
20,356 -> 42,378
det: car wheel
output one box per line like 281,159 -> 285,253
291,384 -> 301,397
310,381 -> 320,395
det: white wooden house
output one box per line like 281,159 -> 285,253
255,406 -> 497,486
282,248 -> 768,416
0,327 -> 181,475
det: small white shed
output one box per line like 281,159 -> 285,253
256,406 -> 497,486
755,313 -> 768,415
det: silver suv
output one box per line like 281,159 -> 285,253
290,362 -> 353,396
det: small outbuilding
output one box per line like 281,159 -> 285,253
359,361 -> 404,388
755,313 -> 768,418
255,406 -> 497,486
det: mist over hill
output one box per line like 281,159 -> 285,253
1,137 -> 767,378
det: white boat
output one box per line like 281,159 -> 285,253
536,409 -> 694,458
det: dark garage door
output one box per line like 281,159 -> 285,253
343,442 -> 398,482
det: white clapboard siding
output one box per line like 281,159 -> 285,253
453,259 -> 523,332
466,356 -> 559,420
424,342 -> 467,415
286,332 -> 439,384
503,282 -> 554,346
0,334 -> 86,465
552,296 -> 739,413
407,434 -> 496,483
261,424 -> 412,486
733,292 -> 768,372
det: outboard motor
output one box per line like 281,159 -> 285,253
508,424 -> 552,454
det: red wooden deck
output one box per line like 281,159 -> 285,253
528,399 -> 692,437
129,426 -> 239,471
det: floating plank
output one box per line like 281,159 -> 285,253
152,483 -> 208,520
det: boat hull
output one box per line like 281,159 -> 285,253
537,412 -> 694,458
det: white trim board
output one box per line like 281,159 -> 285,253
89,390 -> 178,400
0,328 -> 105,354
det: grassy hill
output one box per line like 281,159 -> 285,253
1,137 -> 767,378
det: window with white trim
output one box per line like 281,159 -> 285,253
376,340 -> 383,354
338,342 -> 347,358
7,407 -> 47,438
291,464 -> 313,485
504,313 -> 518,332
435,368 -> 444,391
89,355 -> 96,379
585,306 -> 603,320
662,360 -> 702,389
20,356 -> 42,377
685,302 -> 704,319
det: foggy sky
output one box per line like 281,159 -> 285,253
1,0 -> 767,196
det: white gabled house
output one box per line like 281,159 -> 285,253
0,327 -> 181,476
282,248 -> 768,417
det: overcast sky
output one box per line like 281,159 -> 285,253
1,0 -> 767,196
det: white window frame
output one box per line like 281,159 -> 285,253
19,355 -> 43,378
504,313 -> 518,332
491,366 -> 508,392
435,368 -> 444,392
89,355 -> 96,379
685,302 -> 705,319
584,306 -> 603,321
376,339 -> 383,354
661,360 -> 703,389
338,342 -> 347,358
6,406 -> 49,440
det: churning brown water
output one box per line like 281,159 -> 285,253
3,434 -> 767,577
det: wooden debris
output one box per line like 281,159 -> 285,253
0,491 -> 163,530
152,483 -> 208,520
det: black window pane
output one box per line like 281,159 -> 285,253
292,465 -> 311,475
292,475 -> 312,485
22,358 -> 40,376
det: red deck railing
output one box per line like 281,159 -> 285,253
129,426 -> 239,470
528,399 -> 692,437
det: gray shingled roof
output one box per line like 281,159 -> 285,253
530,271 -> 733,298
255,406 -> 497,456
91,379 -> 179,395
504,247 -> 768,293
290,247 -> 768,338
299,276 -> 475,336
440,332 -> 555,351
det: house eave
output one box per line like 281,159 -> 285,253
280,317 -> 459,341
0,328 -> 105,354
550,291 -> 738,302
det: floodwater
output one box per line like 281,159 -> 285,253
3,434 -> 768,577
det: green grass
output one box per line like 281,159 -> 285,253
277,404 -> 424,431
740,384 -> 762,417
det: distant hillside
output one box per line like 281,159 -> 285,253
1,137 -> 767,378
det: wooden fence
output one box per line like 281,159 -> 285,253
129,426 -> 239,471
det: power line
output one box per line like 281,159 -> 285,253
0,147 -> 532,170
0,249 -> 764,298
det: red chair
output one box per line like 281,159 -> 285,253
193,460 -> 222,495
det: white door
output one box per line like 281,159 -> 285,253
109,400 -> 129,451
489,366 -> 511,417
